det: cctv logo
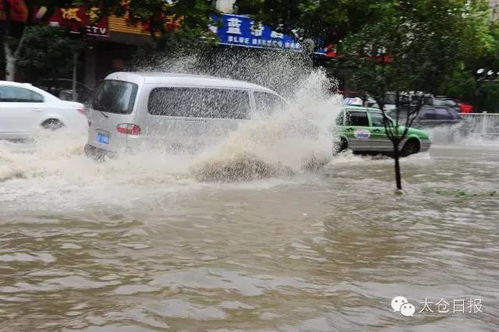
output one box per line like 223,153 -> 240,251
391,296 -> 416,317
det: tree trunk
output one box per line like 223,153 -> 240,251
4,41 -> 16,81
3,31 -> 26,81
393,142 -> 402,190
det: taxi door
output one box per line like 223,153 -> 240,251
344,110 -> 372,151
367,111 -> 393,152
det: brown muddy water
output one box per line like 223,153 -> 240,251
0,136 -> 498,331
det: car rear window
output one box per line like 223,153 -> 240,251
0,86 -> 43,102
92,80 -> 138,114
148,87 -> 251,119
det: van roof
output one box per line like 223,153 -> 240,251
105,72 -> 277,93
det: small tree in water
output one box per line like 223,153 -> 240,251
376,92 -> 425,191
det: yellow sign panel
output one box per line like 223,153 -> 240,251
109,14 -> 184,36
109,15 -> 150,35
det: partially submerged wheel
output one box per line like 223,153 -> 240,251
41,119 -> 64,130
401,139 -> 420,157
333,137 -> 348,154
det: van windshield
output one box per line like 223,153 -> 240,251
148,87 -> 251,119
92,80 -> 138,114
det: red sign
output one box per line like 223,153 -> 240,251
48,6 -> 109,37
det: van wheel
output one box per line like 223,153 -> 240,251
334,137 -> 348,154
401,139 -> 420,157
41,119 -> 64,130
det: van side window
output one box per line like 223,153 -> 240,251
345,111 -> 369,126
254,91 -> 285,115
148,88 -> 251,119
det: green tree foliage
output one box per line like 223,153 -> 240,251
236,1 -> 498,110
1,1 -> 75,80
235,0 -> 388,43
17,25 -> 83,82
339,1 -> 491,96
238,0 -> 491,95
441,21 -> 499,112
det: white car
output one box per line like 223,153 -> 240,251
0,81 -> 87,141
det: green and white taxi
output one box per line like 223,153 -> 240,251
334,106 -> 431,156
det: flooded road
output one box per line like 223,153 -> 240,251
1,139 -> 498,331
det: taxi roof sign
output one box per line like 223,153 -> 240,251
344,97 -> 363,106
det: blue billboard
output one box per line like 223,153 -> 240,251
210,14 -> 304,52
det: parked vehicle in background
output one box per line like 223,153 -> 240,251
85,72 -> 287,159
0,81 -> 87,141
433,97 -> 460,113
37,78 -> 93,105
427,95 -> 474,114
390,105 -> 464,129
383,91 -> 433,112
335,106 -> 431,156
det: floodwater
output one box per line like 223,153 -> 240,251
1,134 -> 498,331
0,71 -> 498,330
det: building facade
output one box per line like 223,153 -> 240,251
46,5 -> 156,88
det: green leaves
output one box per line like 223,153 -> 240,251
337,0 -> 492,97
17,25 -> 84,80
235,0 -> 395,42
233,0 -> 494,101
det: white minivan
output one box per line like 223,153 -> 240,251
85,72 -> 286,158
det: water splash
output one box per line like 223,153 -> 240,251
422,124 -> 499,147
1,53 -> 341,186
191,70 -> 342,181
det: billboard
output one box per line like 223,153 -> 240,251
47,5 -> 109,37
210,14 -> 303,52
210,14 -> 335,57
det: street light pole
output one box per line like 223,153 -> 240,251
473,68 -> 497,113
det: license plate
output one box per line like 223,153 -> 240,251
97,133 -> 109,144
